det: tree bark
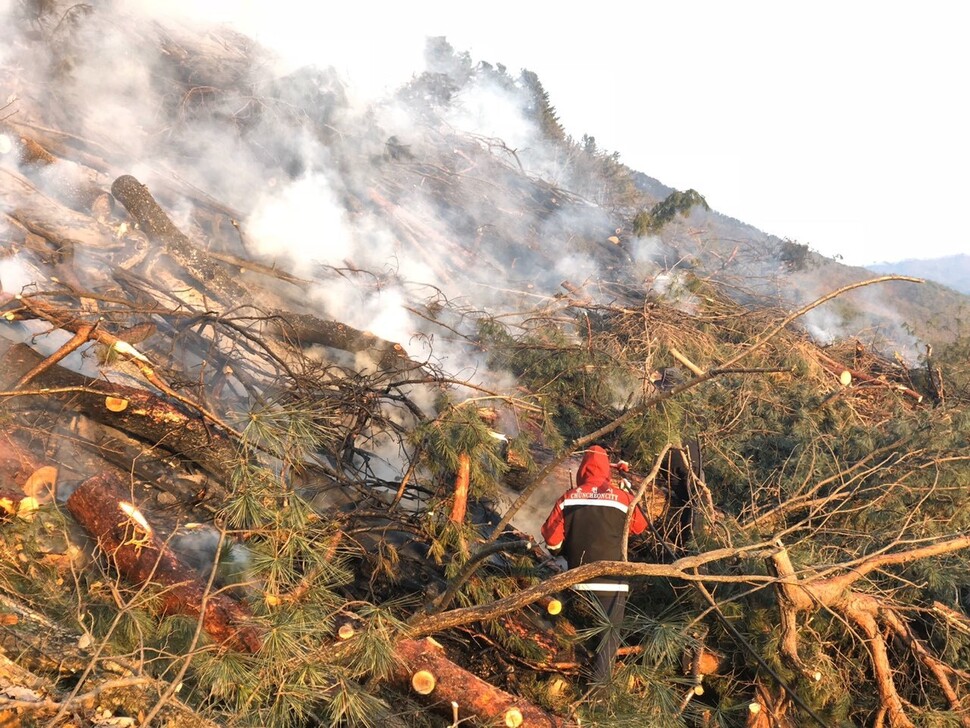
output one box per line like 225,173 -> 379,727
0,124 -> 108,211
0,343 -> 240,489
767,541 -> 970,728
449,453 -> 470,524
391,638 -> 570,727
66,471 -> 262,653
266,310 -> 420,374
110,174 -> 249,305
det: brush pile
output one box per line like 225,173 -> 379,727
1,3 -> 970,727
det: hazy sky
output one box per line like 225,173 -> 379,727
152,1 -> 968,267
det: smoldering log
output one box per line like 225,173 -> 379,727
67,471 -> 262,652
110,174 -> 420,374
391,638 -> 569,727
0,343 -> 240,490
266,310 -> 422,375
110,174 -> 249,304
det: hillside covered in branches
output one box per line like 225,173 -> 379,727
2,3 -> 970,727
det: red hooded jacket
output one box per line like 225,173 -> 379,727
541,445 -> 648,592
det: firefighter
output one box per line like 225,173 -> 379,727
541,444 -> 648,686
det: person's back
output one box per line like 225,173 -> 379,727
541,445 -> 648,685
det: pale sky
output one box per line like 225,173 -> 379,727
153,1 -> 969,267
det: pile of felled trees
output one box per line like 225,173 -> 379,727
3,4 -> 970,728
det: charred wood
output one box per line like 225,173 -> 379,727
110,174 -> 249,305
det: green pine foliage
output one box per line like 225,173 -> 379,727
634,189 -> 711,235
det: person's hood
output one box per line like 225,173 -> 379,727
576,445 -> 612,488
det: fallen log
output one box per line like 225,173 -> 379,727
66,471 -> 262,653
110,174 -> 249,305
0,165 -> 115,252
0,124 -> 108,212
391,638 -> 570,727
266,310 -> 421,375
0,343 -> 240,489
815,350 -> 923,403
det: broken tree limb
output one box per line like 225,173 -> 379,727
880,608 -> 970,728
265,310 -> 421,374
67,471 -> 262,652
411,543 -> 777,635
12,291 -> 241,437
0,166 -> 115,252
669,346 -> 706,376
448,453 -> 470,524
14,320 -> 96,389
391,638 -> 569,727
767,539 -> 970,727
0,124 -> 108,212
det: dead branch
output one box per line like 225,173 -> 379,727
266,310 -> 421,375
768,539 -> 970,727
409,543 -> 776,636
12,291 -> 241,437
622,443 -> 672,560
815,349 -> 923,403
14,321 -> 96,389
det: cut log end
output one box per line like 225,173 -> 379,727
411,669 -> 436,695
104,396 -> 129,412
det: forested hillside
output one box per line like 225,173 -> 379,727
2,3 -> 970,727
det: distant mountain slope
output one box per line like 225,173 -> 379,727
868,254 -> 970,295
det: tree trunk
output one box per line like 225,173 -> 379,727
66,472 -> 262,653
391,638 -> 570,727
0,343 -> 239,492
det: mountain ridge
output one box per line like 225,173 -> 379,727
867,253 -> 970,295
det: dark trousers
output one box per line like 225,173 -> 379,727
585,589 -> 628,685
